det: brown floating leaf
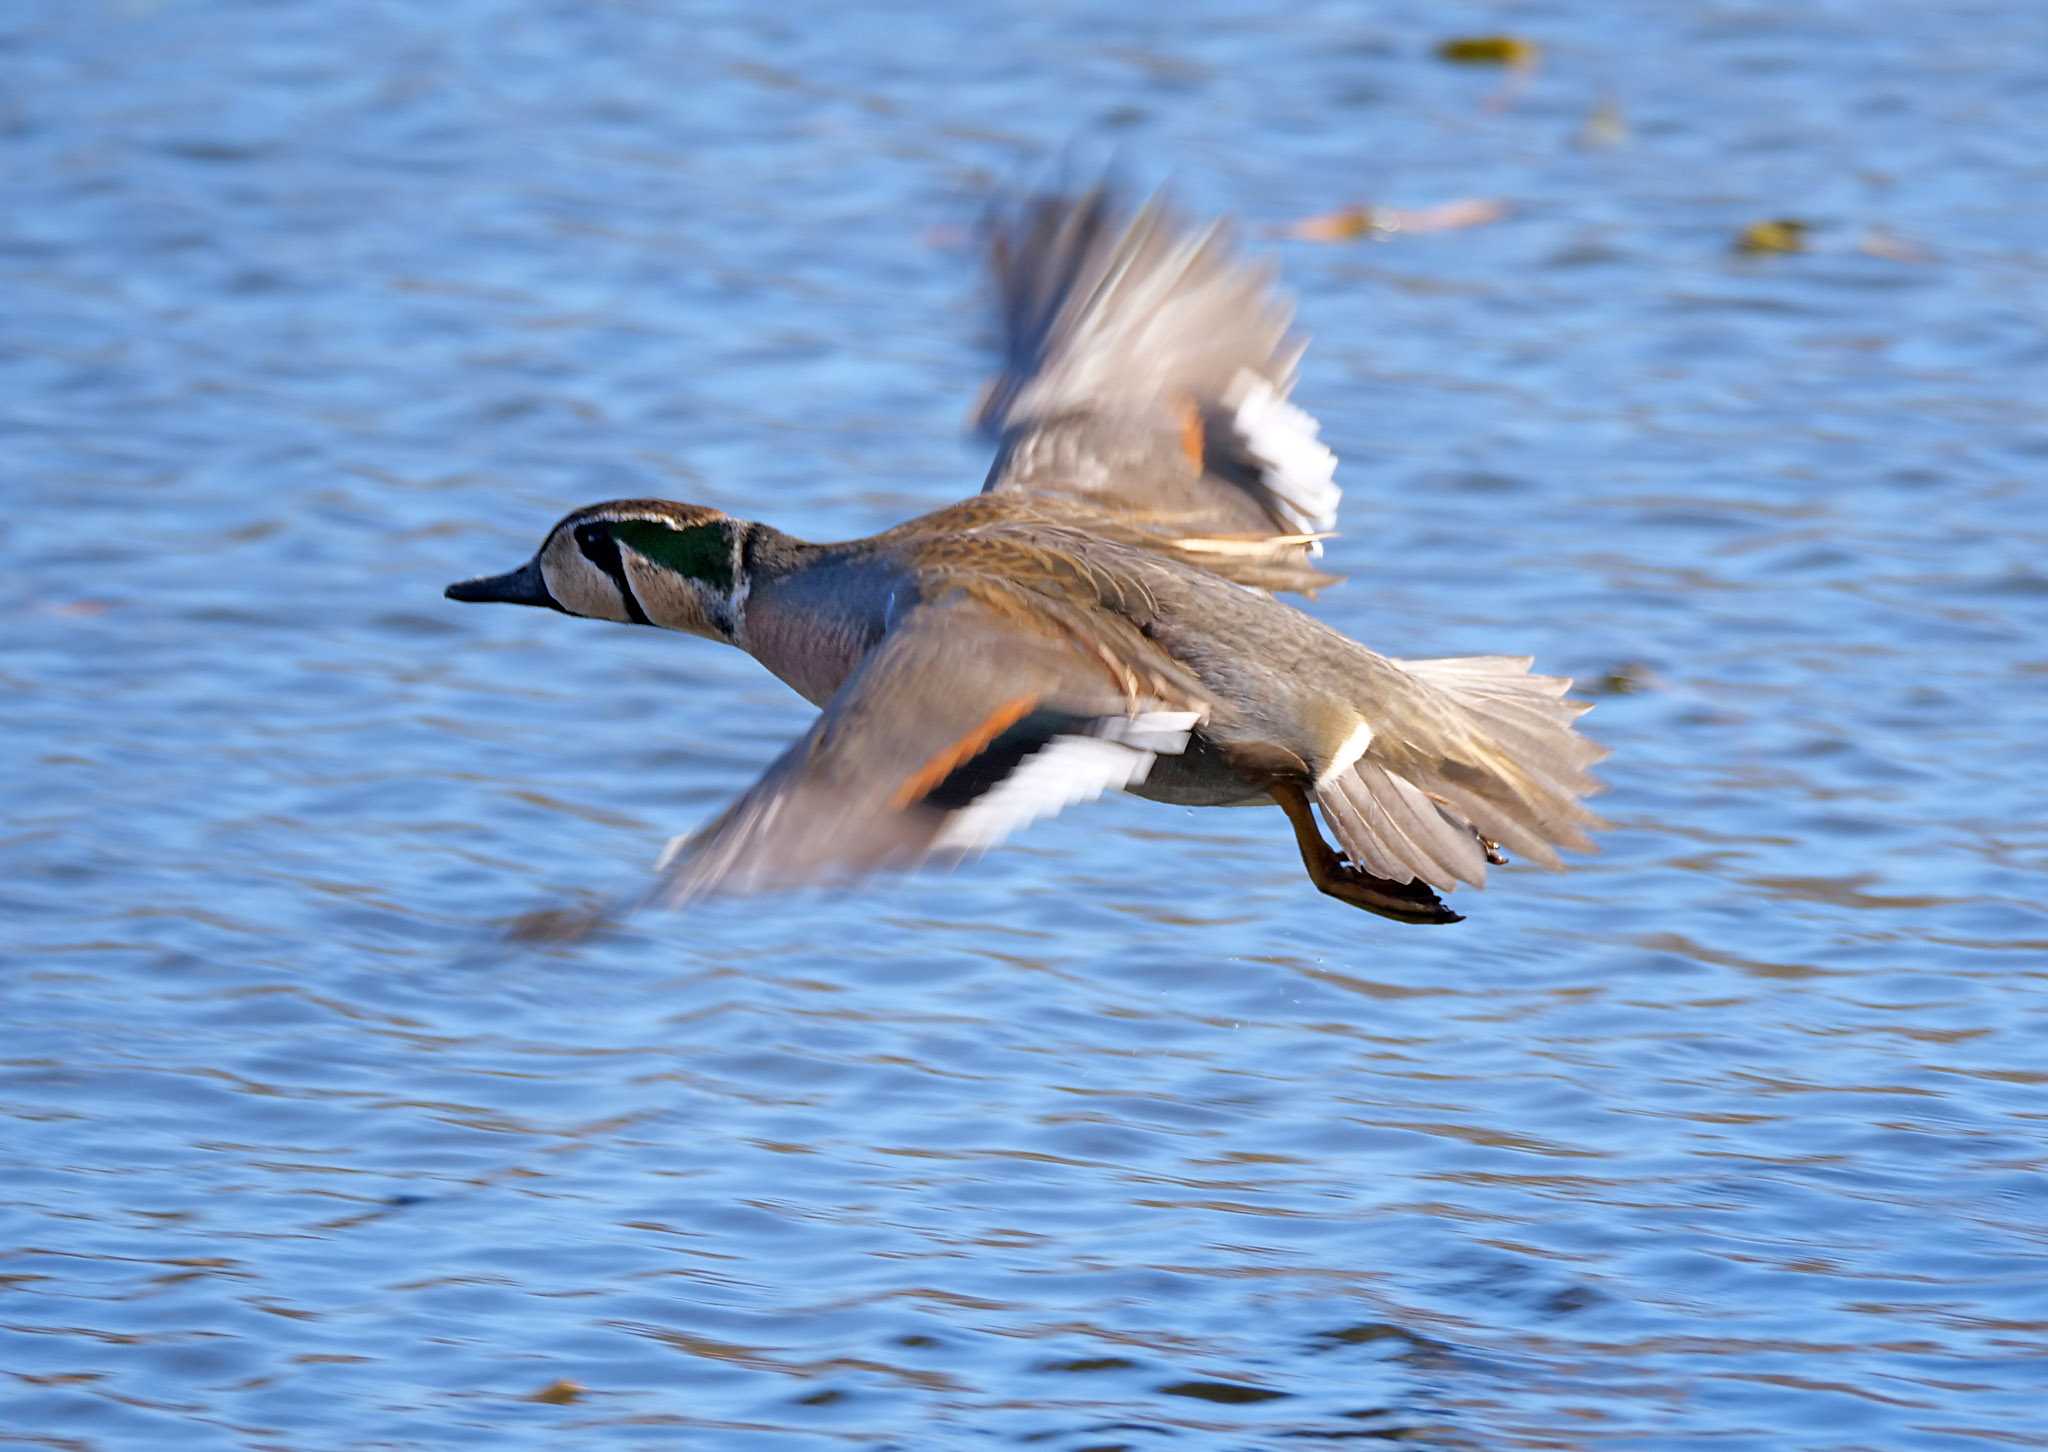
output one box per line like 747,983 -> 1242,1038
1284,204 -> 1376,242
1437,35 -> 1540,66
1280,199 -> 1507,244
529,1378 -> 584,1405
1735,219 -> 1809,255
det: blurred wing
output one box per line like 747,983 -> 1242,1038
978,188 -> 1341,582
650,595 -> 1206,903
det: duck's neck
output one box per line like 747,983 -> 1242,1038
737,527 -> 908,708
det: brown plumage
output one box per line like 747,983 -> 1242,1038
445,187 -> 1604,923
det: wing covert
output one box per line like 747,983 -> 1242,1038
649,594 -> 1207,903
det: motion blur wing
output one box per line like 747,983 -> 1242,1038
650,593 -> 1207,903
977,189 -> 1342,592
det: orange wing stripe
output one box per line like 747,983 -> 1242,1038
1178,398 -> 1205,472
890,694 -> 1040,809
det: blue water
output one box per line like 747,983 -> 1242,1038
6,3 -> 2048,1447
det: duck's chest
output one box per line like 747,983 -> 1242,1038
740,566 -> 901,708
744,611 -> 875,708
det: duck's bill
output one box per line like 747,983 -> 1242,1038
445,560 -> 555,608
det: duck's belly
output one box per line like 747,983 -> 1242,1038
1126,733 -> 1269,808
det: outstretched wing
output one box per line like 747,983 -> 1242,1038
977,188 -> 1341,583
649,593 -> 1207,903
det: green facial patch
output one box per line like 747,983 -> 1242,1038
613,520 -> 734,594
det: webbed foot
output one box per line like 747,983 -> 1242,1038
1269,780 -> 1464,926
1318,854 -> 1464,925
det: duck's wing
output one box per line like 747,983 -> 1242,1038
977,188 -> 1341,590
648,593 -> 1207,904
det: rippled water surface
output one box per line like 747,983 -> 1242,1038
7,3 -> 2048,1447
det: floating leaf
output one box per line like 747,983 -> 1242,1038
1280,199 -> 1507,244
529,1379 -> 584,1405
1284,204 -> 1376,242
1437,35 -> 1540,66
1734,219 -> 1808,255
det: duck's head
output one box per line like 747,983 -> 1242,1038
445,499 -> 749,642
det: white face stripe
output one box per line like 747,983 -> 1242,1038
725,528 -> 750,647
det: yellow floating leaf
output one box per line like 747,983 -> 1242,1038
529,1379 -> 584,1405
1734,219 -> 1808,254
1437,35 -> 1540,66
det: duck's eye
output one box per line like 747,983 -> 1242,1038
573,523 -> 624,575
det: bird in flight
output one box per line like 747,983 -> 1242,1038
447,189 -> 1603,923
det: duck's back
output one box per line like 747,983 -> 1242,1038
944,527 -> 1604,875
